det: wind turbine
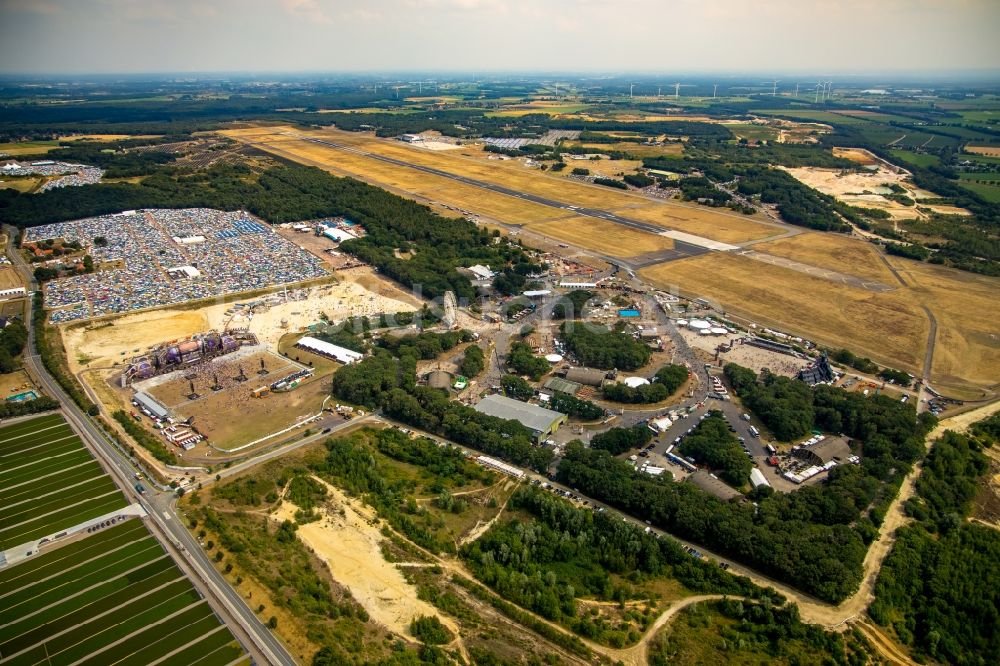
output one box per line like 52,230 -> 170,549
671,82 -> 693,99
713,83 -> 718,99
826,81 -> 833,101
630,83 -> 635,100
794,83 -> 799,97
770,79 -> 780,96
814,82 -> 823,104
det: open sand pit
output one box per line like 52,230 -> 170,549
275,477 -> 457,639
781,164 -> 969,220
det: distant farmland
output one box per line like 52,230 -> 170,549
0,520 -> 248,665
0,414 -> 127,550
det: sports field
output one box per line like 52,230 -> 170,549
0,520 -> 247,666
0,414 -> 127,550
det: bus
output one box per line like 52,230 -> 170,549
749,426 -> 760,438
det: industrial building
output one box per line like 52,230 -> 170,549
474,394 -> 567,444
686,470 -> 742,501
295,336 -> 364,365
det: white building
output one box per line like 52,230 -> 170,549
295,336 -> 364,364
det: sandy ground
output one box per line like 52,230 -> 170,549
833,147 -> 878,165
0,369 -> 37,399
62,268 -> 422,371
275,476 -> 458,640
781,165 -> 968,219
0,265 -> 24,290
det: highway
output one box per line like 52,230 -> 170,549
4,229 -> 296,666
286,133 -> 712,262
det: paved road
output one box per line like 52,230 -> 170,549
5,233 -> 295,666
286,133 -> 712,261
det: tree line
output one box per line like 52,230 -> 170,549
870,418 -> 999,665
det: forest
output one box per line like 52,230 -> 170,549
589,424 -> 654,456
869,420 -> 999,665
331,350 -> 553,472
649,598 -> 875,666
550,289 -> 595,319
600,362 -> 687,404
560,322 -> 651,371
462,485 -> 778,647
557,371 -> 936,603
677,411 -> 752,486
547,392 -> 604,420
506,342 -> 551,380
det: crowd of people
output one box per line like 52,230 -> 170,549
25,208 -> 329,323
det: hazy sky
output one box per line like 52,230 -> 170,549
1,0 -> 998,75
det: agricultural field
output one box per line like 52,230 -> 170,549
889,149 -> 941,168
0,414 -> 127,550
562,141 -> 685,158
957,178 -> 1000,202
0,519 -> 248,666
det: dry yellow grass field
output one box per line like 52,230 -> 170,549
565,141 -> 685,158
642,251 -> 1000,397
525,216 -> 676,257
965,146 -> 1000,157
562,158 -> 644,179
0,177 -> 41,192
640,253 -> 930,375
223,126 -> 778,244
0,266 -> 24,290
754,232 -> 898,283
884,257 -> 1000,398
611,203 -> 777,244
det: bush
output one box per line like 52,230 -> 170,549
410,615 -> 453,645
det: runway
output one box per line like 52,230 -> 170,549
289,132 -> 712,262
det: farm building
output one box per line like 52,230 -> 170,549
794,437 -> 852,466
686,470 -> 742,501
295,336 -> 364,364
564,367 -> 609,387
474,394 -> 567,444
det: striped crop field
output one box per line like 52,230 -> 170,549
0,414 -> 127,550
0,520 -> 248,666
